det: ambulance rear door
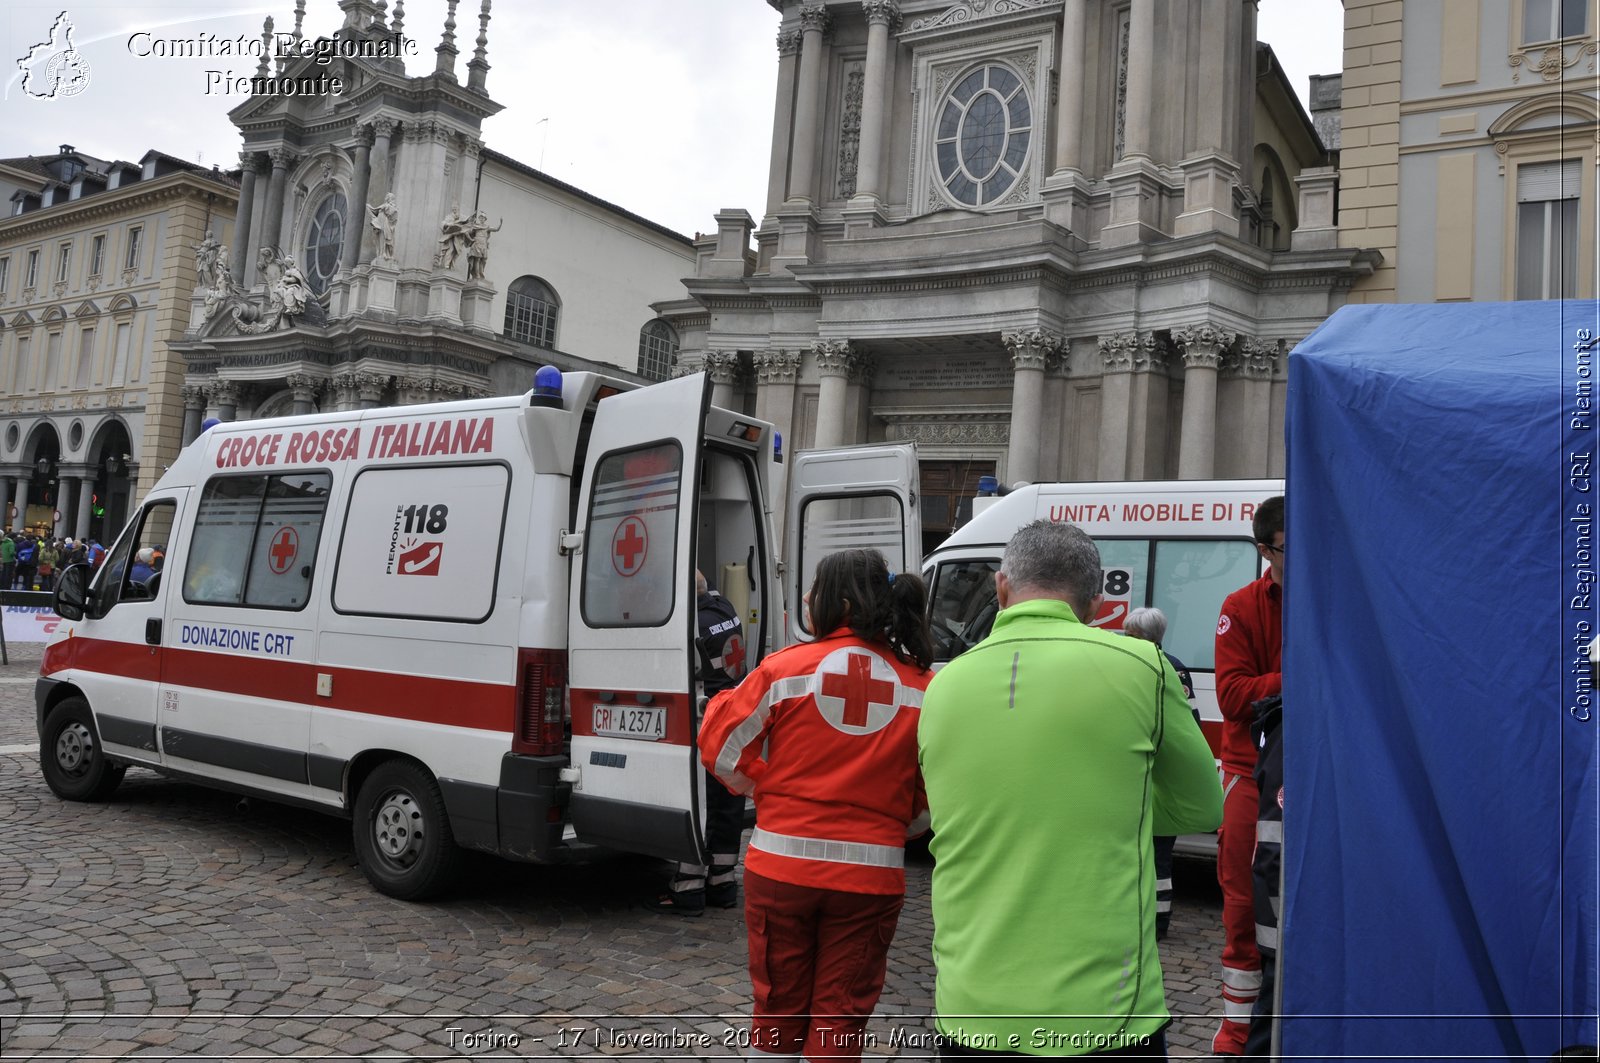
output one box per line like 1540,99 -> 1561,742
784,443 -> 921,644
566,372 -> 710,863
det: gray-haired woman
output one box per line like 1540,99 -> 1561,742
1123,606 -> 1198,941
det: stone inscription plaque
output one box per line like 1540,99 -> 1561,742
877,356 -> 1010,391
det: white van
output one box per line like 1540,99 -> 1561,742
35,370 -> 920,899
922,479 -> 1284,769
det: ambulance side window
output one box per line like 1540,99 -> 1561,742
184,473 -> 331,610
581,442 -> 681,627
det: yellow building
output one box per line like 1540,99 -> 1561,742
0,147 -> 238,539
1341,0 -> 1597,301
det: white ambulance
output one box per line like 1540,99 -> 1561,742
35,369 -> 920,899
922,478 -> 1284,768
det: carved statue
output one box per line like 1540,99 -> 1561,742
193,230 -> 222,291
224,247 -> 325,334
367,191 -> 399,263
464,210 -> 502,281
276,254 -> 312,319
435,205 -> 469,270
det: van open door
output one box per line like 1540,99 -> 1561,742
566,373 -> 710,863
785,443 -> 921,643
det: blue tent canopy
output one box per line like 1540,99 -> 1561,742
1283,300 -> 1598,1059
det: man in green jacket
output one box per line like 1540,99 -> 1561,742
919,520 -> 1223,1059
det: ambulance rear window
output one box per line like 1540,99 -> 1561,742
581,441 -> 681,628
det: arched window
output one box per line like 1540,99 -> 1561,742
504,276 -> 560,349
302,192 -> 347,296
637,319 -> 678,381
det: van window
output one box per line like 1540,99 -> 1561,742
333,462 -> 509,622
929,558 -> 1000,661
581,442 -> 681,627
184,473 -> 331,610
1150,539 -> 1259,671
930,536 -> 1258,668
795,494 -> 907,633
92,499 -> 176,614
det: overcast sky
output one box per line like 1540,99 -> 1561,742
1,0 -> 1344,238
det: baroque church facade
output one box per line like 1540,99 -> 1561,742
661,0 -> 1378,544
172,0 -> 696,459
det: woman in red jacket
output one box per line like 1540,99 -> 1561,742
701,549 -> 934,1063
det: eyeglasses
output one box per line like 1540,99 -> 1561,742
1261,542 -> 1285,556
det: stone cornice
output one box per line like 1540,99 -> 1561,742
0,174 -> 238,242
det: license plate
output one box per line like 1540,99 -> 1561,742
592,704 -> 666,741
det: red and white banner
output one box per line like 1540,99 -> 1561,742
3,604 -> 63,642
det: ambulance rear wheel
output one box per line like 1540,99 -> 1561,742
353,759 -> 460,901
40,697 -> 125,802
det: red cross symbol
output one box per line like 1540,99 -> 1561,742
821,652 -> 897,728
719,634 -> 745,678
268,527 -> 299,575
611,516 -> 648,576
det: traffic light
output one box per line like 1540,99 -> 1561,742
91,493 -> 105,519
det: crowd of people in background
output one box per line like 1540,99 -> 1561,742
0,530 -> 108,591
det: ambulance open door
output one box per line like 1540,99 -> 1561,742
566,372 -> 710,863
784,443 -> 922,644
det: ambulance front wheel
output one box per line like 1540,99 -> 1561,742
40,697 -> 126,802
353,759 -> 461,901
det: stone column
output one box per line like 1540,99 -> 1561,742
1122,0 -> 1156,161
258,148 -> 295,256
787,4 -> 831,205
1175,324 -> 1236,479
851,1 -> 899,206
288,373 -> 321,417
1097,334 -> 1136,480
55,478 -> 75,538
1003,330 -> 1062,487
342,126 -> 374,271
1052,0 -> 1089,173
181,386 -> 206,445
211,380 -> 241,422
704,351 -> 743,411
1125,333 -> 1171,480
767,30 -> 804,215
362,119 -> 398,262
230,153 -> 262,285
12,480 -> 30,534
754,349 -> 803,442
0,478 -> 10,532
75,478 -> 94,540
1241,339 -> 1278,477
811,339 -> 857,448
356,373 -> 388,410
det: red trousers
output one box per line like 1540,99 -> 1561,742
1214,771 -> 1262,1055
744,868 -> 902,1062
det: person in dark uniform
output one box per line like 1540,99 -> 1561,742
1123,606 -> 1197,941
649,569 -> 749,915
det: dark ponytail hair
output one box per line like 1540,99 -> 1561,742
807,548 -> 935,672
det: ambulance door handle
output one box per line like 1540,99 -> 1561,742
145,619 -> 163,646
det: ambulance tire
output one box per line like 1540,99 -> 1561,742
353,759 -> 461,901
40,697 -> 126,802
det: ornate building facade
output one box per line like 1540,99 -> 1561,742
660,0 -> 1379,543
0,147 -> 238,533
1340,0 -> 1599,302
170,0 -> 696,450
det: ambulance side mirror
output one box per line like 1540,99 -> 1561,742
53,563 -> 90,622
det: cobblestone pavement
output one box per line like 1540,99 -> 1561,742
0,641 -> 1226,1060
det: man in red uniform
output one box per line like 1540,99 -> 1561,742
1212,494 -> 1284,1055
